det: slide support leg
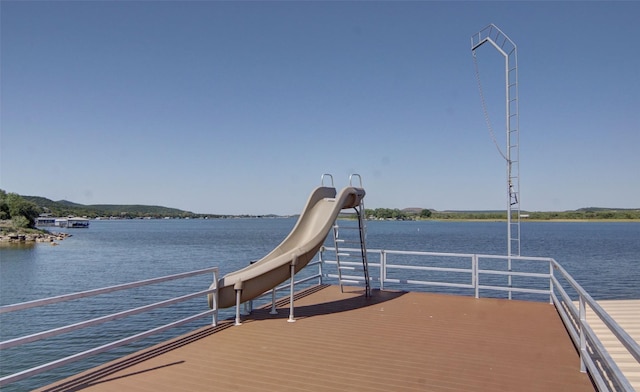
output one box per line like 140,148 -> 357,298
235,289 -> 242,326
270,288 -> 278,315
211,270 -> 219,326
288,263 -> 296,323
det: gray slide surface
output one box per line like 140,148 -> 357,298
209,185 -> 365,309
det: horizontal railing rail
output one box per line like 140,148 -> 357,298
0,267 -> 219,314
319,246 -> 640,392
0,267 -> 219,388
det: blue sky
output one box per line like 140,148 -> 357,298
1,1 -> 638,215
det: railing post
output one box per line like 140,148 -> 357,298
549,260 -> 553,304
474,254 -> 480,299
507,256 -> 513,300
319,248 -> 324,285
380,250 -> 385,290
579,295 -> 586,373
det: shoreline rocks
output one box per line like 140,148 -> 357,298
0,232 -> 72,244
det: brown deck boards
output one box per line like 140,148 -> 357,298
39,285 -> 594,391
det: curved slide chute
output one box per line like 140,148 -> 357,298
208,185 -> 365,309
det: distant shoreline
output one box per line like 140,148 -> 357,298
422,218 -> 639,223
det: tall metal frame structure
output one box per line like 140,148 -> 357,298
471,24 -> 520,297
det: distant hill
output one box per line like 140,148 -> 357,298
18,193 -> 640,221
22,195 -> 197,219
23,196 -> 67,210
56,200 -> 85,207
575,207 -> 639,212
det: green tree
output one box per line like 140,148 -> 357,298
11,216 -> 30,229
419,209 -> 432,218
4,192 -> 41,228
0,189 -> 10,220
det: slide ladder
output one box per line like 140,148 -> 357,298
332,175 -> 371,297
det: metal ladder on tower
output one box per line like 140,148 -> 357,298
506,48 -> 521,260
332,175 -> 371,297
472,24 -> 521,299
471,24 -> 521,258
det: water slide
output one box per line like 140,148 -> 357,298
208,185 -> 365,309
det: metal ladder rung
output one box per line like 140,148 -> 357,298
335,239 -> 361,244
338,266 -> 355,271
337,252 -> 350,257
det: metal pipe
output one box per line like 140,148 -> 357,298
270,288 -> 278,315
288,262 -> 296,323
235,288 -> 242,326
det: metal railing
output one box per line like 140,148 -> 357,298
0,267 -> 220,387
319,246 -> 640,392
319,247 -> 554,299
551,260 -> 640,392
3,249 -> 638,392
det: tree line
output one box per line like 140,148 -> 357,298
525,209 -> 640,220
365,207 -> 640,221
365,208 -> 432,220
2,190 -> 638,228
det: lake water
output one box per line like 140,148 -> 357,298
1,219 -> 639,390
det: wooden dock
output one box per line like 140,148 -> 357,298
39,285 -> 595,391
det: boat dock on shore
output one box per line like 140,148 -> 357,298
36,216 -> 90,228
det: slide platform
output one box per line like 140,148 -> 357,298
208,185 -> 365,309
